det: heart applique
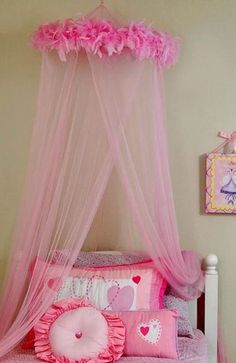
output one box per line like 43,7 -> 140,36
140,326 -> 149,336
137,319 -> 162,344
85,275 -> 135,311
108,285 -> 134,311
47,278 -> 63,291
132,275 -> 141,284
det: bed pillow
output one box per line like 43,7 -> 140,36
164,287 -> 194,338
34,298 -> 125,363
116,309 -> 179,359
51,250 -> 150,267
33,260 -> 167,311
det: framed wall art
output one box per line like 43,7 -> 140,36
206,153 -> 236,214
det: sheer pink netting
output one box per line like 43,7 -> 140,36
0,7 -> 224,362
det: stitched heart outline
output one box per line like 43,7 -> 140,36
85,275 -> 120,310
137,319 -> 162,345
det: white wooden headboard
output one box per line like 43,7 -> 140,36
189,254 -> 218,363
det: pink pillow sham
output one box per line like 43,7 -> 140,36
32,260 -> 167,312
116,309 -> 179,359
34,298 -> 125,363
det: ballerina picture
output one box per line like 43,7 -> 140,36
206,154 -> 236,213
220,162 -> 236,205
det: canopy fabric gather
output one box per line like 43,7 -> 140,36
0,7 -> 204,358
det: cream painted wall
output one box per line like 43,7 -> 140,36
0,0 -> 235,361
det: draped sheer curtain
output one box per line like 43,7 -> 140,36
0,53 -> 114,355
0,51 -> 203,357
88,54 -> 203,298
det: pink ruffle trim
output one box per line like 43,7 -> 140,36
32,18 -> 180,68
34,298 -> 125,363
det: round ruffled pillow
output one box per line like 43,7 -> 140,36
34,298 -> 125,363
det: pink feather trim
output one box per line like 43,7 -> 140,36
32,18 -> 180,68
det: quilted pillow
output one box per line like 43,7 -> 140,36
34,298 -> 125,363
116,309 -> 179,359
164,287 -> 194,338
33,260 -> 167,312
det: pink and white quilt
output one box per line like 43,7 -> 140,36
0,330 -> 208,363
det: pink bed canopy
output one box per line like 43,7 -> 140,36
0,6 -> 204,358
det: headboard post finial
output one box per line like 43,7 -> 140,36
204,254 -> 218,275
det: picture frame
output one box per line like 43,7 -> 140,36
206,153 -> 236,214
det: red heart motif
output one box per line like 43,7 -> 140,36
132,275 -> 141,284
47,277 -> 62,291
140,326 -> 149,336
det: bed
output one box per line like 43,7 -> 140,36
0,253 -> 218,363
0,330 -> 207,363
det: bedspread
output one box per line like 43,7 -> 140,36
0,329 -> 207,363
